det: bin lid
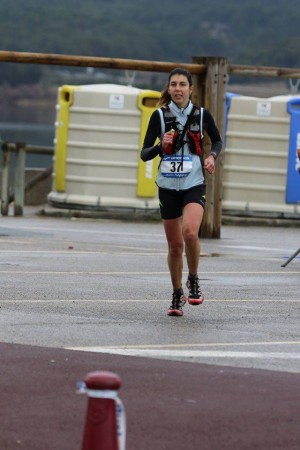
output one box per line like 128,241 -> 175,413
75,83 -> 143,94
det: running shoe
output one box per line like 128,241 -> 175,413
186,276 -> 204,305
167,290 -> 187,316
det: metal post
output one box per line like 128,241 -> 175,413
1,143 -> 11,216
281,248 -> 300,267
14,143 -> 26,216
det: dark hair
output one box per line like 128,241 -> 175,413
157,68 -> 193,107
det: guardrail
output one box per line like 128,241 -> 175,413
1,142 -> 54,216
1,51 -> 300,79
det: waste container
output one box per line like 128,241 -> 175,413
48,84 -> 161,211
223,93 -> 300,217
286,97 -> 300,203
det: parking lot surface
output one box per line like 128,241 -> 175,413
0,208 -> 299,449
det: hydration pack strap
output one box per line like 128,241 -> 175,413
199,107 -> 203,138
158,108 -> 165,136
174,105 -> 197,152
159,105 -> 202,153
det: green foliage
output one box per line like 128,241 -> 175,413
0,0 -> 299,85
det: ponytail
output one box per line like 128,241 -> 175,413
157,85 -> 171,107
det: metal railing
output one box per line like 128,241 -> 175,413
1,142 -> 54,216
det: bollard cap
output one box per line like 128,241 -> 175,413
84,371 -> 121,391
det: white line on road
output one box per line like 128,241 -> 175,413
66,340 -> 300,351
65,348 -> 300,360
0,250 -> 165,255
0,299 -> 299,303
0,270 -> 298,275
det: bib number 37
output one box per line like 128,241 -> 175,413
161,155 -> 193,178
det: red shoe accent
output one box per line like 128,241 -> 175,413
188,295 -> 204,305
167,308 -> 183,316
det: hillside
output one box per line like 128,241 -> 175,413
0,0 -> 300,86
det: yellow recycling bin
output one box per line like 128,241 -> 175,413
48,83 -> 161,211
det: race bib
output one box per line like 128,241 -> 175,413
161,155 -> 193,178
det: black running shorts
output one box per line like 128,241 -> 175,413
158,185 -> 206,220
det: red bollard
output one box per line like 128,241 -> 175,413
80,371 -> 125,450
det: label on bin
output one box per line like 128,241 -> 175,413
256,101 -> 271,116
110,94 -> 124,109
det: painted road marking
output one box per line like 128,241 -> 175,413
65,348 -> 300,360
0,270 -> 298,275
0,250 -> 165,255
66,341 -> 300,369
0,248 -> 297,256
66,340 -> 300,350
0,299 -> 299,303
65,341 -> 300,371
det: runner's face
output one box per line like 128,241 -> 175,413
168,74 -> 193,108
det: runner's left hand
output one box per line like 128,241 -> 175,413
204,155 -> 215,174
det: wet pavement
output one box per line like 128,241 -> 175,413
0,206 -> 299,449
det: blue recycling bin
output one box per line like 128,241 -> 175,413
286,98 -> 300,203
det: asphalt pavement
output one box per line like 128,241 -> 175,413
0,206 -> 299,449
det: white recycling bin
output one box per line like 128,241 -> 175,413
48,84 -> 161,211
224,93 -> 300,216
